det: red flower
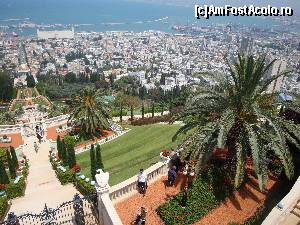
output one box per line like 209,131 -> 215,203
161,149 -> 172,157
0,184 -> 7,189
72,163 -> 81,172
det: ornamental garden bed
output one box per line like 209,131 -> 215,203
130,115 -> 171,126
156,165 -> 233,225
0,147 -> 29,220
49,139 -> 97,196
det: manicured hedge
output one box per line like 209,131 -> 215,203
6,178 -> 26,199
157,166 -> 233,225
131,115 -> 171,126
50,156 -> 96,196
56,169 -> 75,185
5,162 -> 29,199
74,177 -> 95,196
0,197 -> 8,221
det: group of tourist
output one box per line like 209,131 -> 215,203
134,151 -> 195,224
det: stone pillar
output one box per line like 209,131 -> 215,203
95,170 -> 110,225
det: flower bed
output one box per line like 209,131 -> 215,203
49,153 -> 96,194
131,115 -> 171,126
0,196 -> 8,221
156,165 -> 233,225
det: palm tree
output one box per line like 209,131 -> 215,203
69,87 -> 110,137
172,53 -> 300,190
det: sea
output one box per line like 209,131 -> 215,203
0,0 -> 298,36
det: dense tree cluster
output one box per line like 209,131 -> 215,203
0,71 -> 14,102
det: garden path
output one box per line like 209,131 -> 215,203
8,135 -> 78,215
115,174 -> 186,225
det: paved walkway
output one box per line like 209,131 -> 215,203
9,135 -> 78,215
115,174 -> 186,225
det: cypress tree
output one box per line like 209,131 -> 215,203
141,102 -> 145,119
0,160 -> 9,184
61,140 -> 68,165
120,103 -> 123,123
10,146 -> 18,170
67,145 -> 76,169
56,135 -> 62,159
130,105 -> 134,121
90,144 -> 96,179
6,149 -> 16,179
95,145 -> 104,170
151,102 -> 155,118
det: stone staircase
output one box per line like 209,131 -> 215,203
291,202 -> 300,218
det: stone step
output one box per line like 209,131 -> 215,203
291,207 -> 300,218
295,202 -> 300,210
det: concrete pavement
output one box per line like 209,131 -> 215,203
8,135 -> 78,215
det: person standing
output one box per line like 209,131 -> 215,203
167,166 -> 177,186
137,169 -> 147,195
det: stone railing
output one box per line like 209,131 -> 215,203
109,161 -> 169,203
0,125 -> 22,135
99,194 -> 123,225
44,115 -> 69,127
111,111 -> 170,122
262,176 -> 300,225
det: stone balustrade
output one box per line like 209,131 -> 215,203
0,125 -> 21,134
109,161 -> 169,203
262,176 -> 300,225
99,194 -> 123,225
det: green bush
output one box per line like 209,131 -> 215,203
157,166 -> 233,225
6,177 -> 26,199
0,197 -> 8,220
74,177 -> 95,196
56,169 -> 74,185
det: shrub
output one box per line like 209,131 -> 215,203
131,115 -> 171,126
6,177 -> 26,199
74,177 -> 95,196
161,149 -> 172,157
157,166 -> 233,225
0,197 -> 8,221
72,163 -> 81,173
56,169 -> 74,185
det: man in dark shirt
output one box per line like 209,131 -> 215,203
167,166 -> 177,186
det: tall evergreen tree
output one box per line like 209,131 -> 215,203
95,145 -> 104,170
56,135 -> 62,159
141,102 -> 145,119
151,102 -> 155,118
130,105 -> 134,121
67,145 -> 76,169
6,149 -> 16,179
120,103 -> 123,123
10,146 -> 18,170
0,160 -> 9,184
90,144 -> 96,179
61,140 -> 68,165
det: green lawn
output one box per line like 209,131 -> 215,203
76,124 -> 182,185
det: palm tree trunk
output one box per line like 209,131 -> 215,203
131,105 -> 134,121
120,103 -> 123,123
142,102 -> 145,119
152,103 -> 155,118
